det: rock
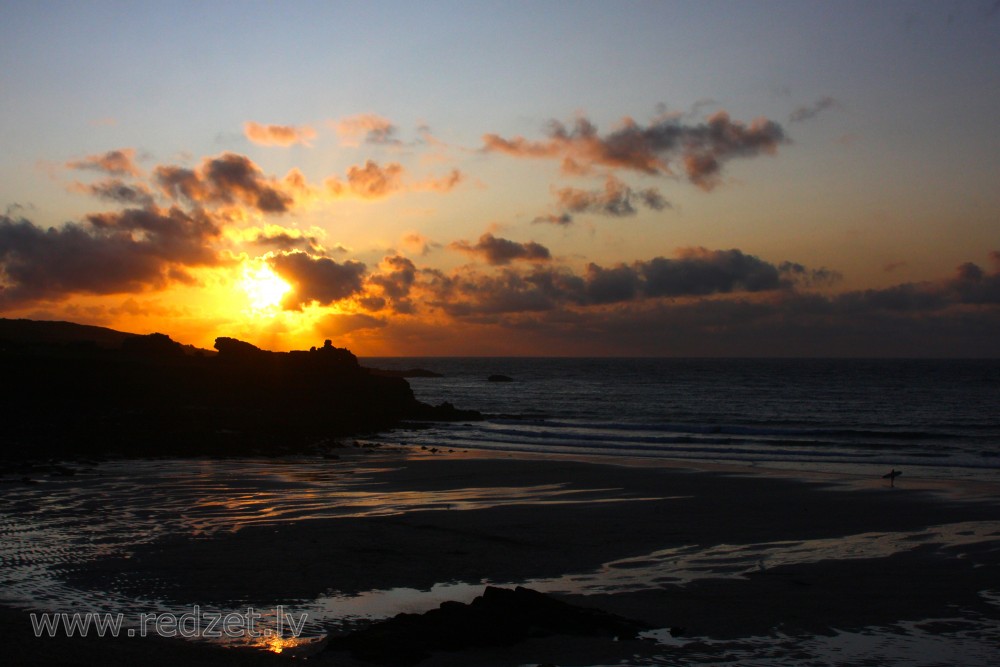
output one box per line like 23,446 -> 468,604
487,374 -> 514,382
326,585 -> 649,665
0,319 -> 479,460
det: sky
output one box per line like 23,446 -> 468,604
1,0 -> 999,356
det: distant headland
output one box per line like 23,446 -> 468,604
0,318 -> 479,460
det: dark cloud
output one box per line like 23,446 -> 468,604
416,247 -> 813,316
396,253 -> 1000,357
641,248 -> 789,297
268,251 -> 366,310
0,208 -> 222,304
367,255 -> 418,313
789,96 -> 838,123
531,213 -> 574,226
72,179 -> 155,207
555,176 -> 669,217
249,229 -> 323,253
777,261 -> 842,288
66,149 -> 141,177
483,111 -> 786,189
584,263 -> 641,303
155,153 -> 294,213
369,255 -> 416,299
449,233 -> 552,266
426,267 -> 559,316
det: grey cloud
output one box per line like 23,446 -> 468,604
555,176 -> 669,217
531,213 -> 574,226
483,111 -> 786,189
449,233 -> 552,266
155,153 -> 293,213
74,179 -> 156,207
0,208 -> 222,304
66,149 -> 141,177
789,96 -> 838,123
269,251 -> 367,310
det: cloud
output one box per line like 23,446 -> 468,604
333,114 -> 400,146
0,208 -> 222,304
401,232 -> 439,256
315,312 -> 388,337
367,255 -> 418,313
789,96 -> 838,123
482,111 -> 786,189
449,233 -> 552,265
532,213 -> 574,226
66,148 -> 141,177
155,153 -> 295,213
268,251 -> 367,310
243,121 -> 316,147
412,169 -> 464,193
70,179 -> 156,207
413,247 -> 830,317
555,176 -> 669,217
387,252 -> 1000,356
642,248 -> 792,296
325,161 -> 462,199
245,225 -> 323,252
325,161 -> 404,199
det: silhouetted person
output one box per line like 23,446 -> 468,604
882,468 -> 902,487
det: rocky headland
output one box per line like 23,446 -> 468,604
0,318 -> 478,460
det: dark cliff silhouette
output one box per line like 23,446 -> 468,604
0,318 -> 479,460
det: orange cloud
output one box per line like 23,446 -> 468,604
412,168 -> 463,193
243,121 -> 316,147
66,148 -> 141,177
326,161 -> 405,199
332,114 -> 399,146
323,162 -> 462,199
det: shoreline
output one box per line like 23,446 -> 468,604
3,446 -> 999,665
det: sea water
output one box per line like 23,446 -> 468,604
364,357 -> 1000,481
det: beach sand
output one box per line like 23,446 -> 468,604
4,448 -> 999,665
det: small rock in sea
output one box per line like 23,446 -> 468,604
488,374 -> 514,382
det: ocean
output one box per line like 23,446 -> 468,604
364,357 -> 1000,481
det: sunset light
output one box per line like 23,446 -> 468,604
1,1 -> 998,358
2,5 -> 999,667
238,262 -> 291,313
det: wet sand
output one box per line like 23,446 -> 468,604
4,449 -> 1000,665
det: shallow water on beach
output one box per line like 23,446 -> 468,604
2,454 -> 999,665
639,616 -> 1000,667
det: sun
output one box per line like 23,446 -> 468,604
239,262 -> 292,311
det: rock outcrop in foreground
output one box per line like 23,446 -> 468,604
0,319 -> 479,459
327,585 -> 649,665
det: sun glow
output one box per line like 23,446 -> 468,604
239,262 -> 292,311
